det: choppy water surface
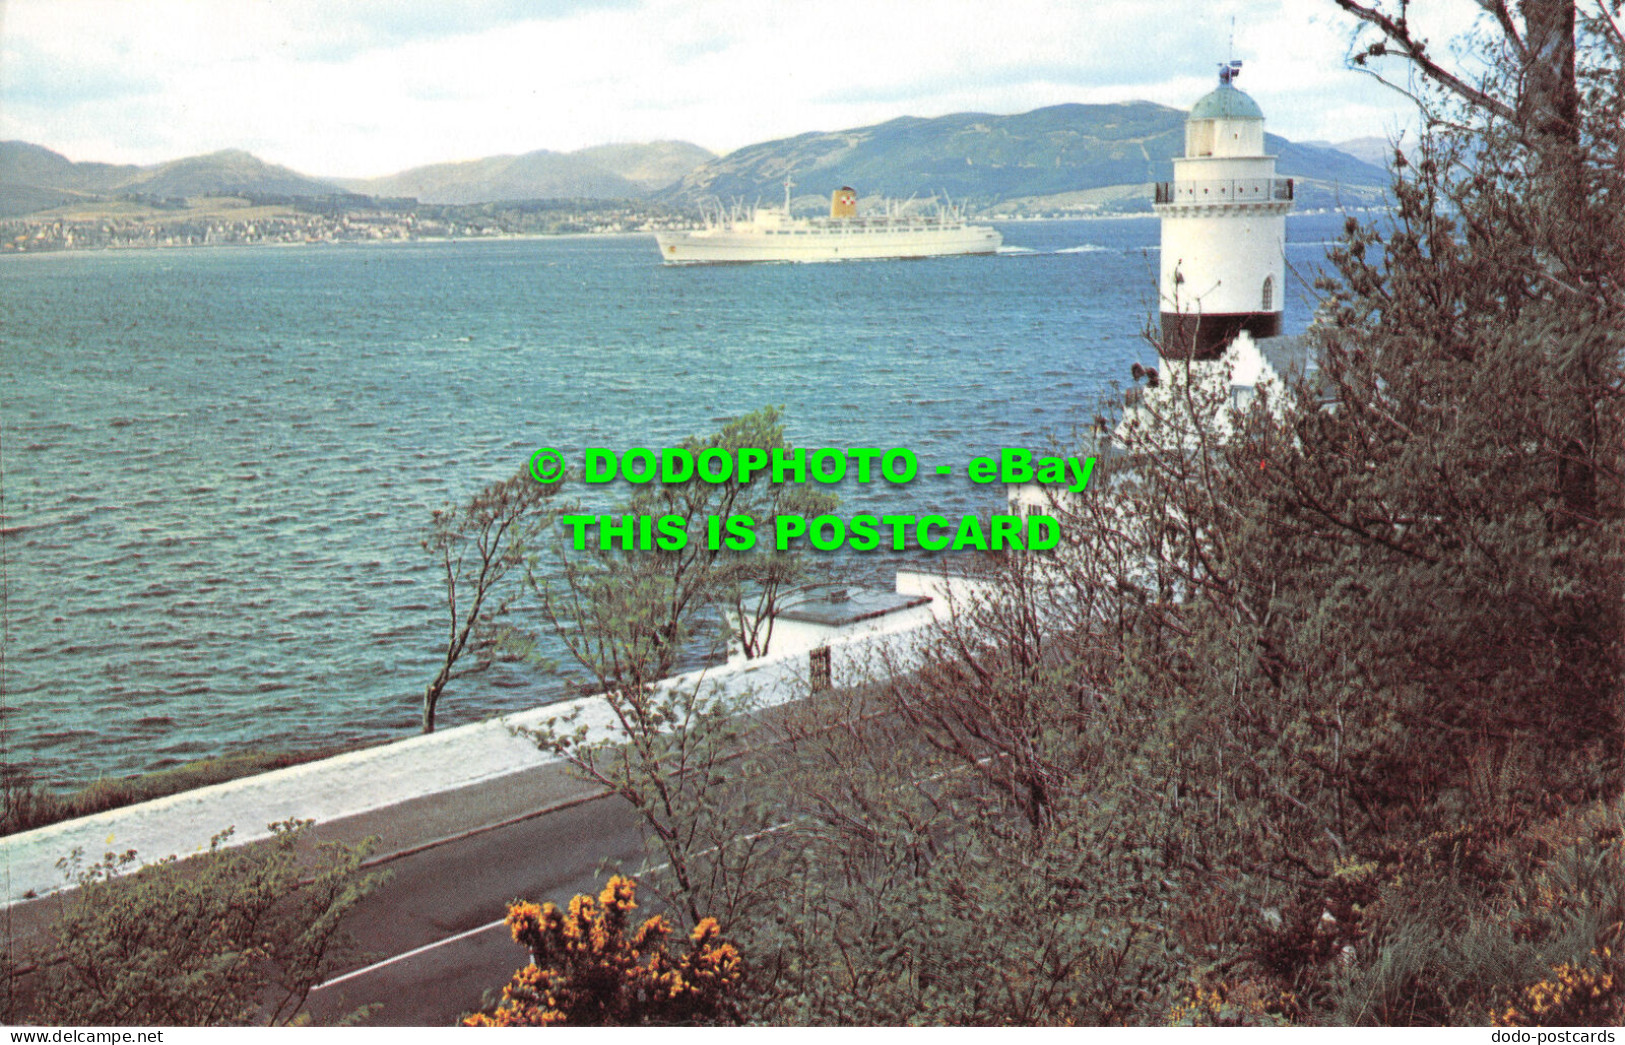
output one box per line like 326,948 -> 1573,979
1,215 -> 1347,787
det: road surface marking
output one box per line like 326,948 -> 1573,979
312,758 -> 991,992
313,918 -> 507,991
311,817 -> 805,992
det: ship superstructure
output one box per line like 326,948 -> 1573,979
655,181 -> 1001,264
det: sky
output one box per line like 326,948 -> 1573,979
0,0 -> 1490,179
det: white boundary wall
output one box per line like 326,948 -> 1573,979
1,598 -> 949,907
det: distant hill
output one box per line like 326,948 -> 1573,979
575,141 -> 716,192
344,150 -> 641,204
341,141 -> 714,203
0,142 -> 340,216
1304,136 -> 1399,170
0,142 -> 144,215
1,141 -> 140,193
664,102 -> 1392,213
125,150 -> 340,199
0,139 -> 715,216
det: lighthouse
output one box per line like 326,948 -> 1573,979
1113,60 -> 1311,452
1154,61 -> 1293,360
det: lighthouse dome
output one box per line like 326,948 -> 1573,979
1189,82 -> 1264,121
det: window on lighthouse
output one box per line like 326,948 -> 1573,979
1261,275 -> 1274,311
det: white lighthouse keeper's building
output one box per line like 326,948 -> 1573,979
1154,61 -> 1294,360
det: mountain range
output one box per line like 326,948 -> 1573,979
0,144 -> 340,215
1,102 -> 1391,218
662,103 -> 1390,213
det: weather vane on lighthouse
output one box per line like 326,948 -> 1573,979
1221,14 -> 1241,84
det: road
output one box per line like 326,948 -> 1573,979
306,791 -> 647,1026
2,765 -> 651,1028
6,702 -> 856,1026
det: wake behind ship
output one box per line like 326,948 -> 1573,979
656,183 -> 1001,264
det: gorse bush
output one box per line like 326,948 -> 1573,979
466,875 -> 743,1026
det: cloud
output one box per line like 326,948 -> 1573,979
286,0 -> 640,62
0,39 -> 161,106
0,0 -> 1489,177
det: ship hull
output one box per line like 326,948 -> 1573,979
655,224 -> 1002,264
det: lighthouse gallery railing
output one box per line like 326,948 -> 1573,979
1154,177 -> 1294,204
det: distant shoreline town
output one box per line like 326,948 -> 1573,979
0,196 -> 699,254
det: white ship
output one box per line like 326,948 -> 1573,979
655,182 -> 1001,264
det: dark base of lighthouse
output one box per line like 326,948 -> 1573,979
1160,310 -> 1281,361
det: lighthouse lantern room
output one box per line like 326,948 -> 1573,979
1154,61 -> 1293,360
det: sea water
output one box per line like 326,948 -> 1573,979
1,214 -> 1352,787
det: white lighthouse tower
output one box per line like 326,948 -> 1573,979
1154,61 -> 1293,360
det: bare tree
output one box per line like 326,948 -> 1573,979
421,468 -> 556,733
523,407 -> 837,925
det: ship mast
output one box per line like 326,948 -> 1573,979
783,175 -> 794,216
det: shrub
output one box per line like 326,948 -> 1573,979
26,819 -> 384,1026
466,875 -> 742,1026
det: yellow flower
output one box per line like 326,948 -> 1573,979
600,874 -> 638,912
632,913 -> 671,950
691,916 -> 721,944
506,901 -> 543,944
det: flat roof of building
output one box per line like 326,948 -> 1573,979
1256,333 -> 1316,378
774,586 -> 933,628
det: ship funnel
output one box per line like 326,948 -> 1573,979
831,186 -> 857,219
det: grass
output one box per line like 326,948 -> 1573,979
1,748 -> 353,838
